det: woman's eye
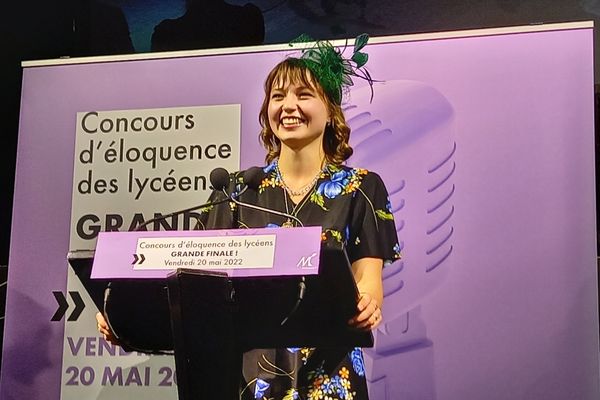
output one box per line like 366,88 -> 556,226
271,93 -> 284,100
299,92 -> 313,99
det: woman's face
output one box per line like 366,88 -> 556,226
267,79 -> 330,151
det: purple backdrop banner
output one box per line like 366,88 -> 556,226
1,23 -> 597,400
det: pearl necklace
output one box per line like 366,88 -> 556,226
277,164 -> 322,197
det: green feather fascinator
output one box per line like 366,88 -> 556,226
289,33 -> 375,104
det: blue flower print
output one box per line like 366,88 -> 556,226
317,170 -> 350,199
386,198 -> 393,212
263,161 -> 277,174
350,347 -> 365,376
231,183 -> 244,199
310,167 -> 366,210
254,378 -> 270,399
393,242 -> 402,259
330,375 -> 346,398
322,379 -> 334,394
330,374 -> 342,386
286,347 -> 300,353
266,223 -> 280,228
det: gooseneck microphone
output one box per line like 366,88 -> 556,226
224,167 -> 304,227
103,167 -> 233,355
220,167 -> 308,326
133,167 -> 232,231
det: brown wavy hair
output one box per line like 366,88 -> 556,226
259,58 -> 353,165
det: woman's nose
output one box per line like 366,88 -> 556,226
282,94 -> 297,112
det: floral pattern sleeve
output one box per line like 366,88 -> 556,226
346,171 -> 401,265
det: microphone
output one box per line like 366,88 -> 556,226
133,167 -> 232,231
209,167 -> 230,191
100,168 -> 233,355
225,166 -> 264,199
221,166 -> 308,325
241,166 -> 265,191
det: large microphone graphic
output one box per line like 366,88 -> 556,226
347,80 -> 455,399
133,167 -> 232,231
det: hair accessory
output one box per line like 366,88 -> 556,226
289,33 -> 375,104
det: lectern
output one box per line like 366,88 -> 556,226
69,228 -> 372,400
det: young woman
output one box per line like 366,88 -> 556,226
98,36 -> 400,400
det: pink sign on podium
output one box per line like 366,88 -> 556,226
91,226 -> 323,279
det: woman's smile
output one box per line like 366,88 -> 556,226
280,116 -> 305,128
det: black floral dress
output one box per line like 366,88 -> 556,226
201,161 -> 400,400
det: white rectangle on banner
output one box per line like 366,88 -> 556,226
133,235 -> 277,270
63,104 -> 240,400
70,104 -> 240,251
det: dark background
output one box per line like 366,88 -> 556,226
1,0 -> 598,362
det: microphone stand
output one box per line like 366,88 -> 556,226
224,189 -> 304,227
222,188 -> 307,326
132,196 -> 231,232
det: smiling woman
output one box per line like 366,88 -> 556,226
96,34 -> 400,400
212,35 -> 400,400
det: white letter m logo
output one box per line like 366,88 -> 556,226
296,252 -> 318,268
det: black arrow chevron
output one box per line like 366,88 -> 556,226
132,253 -> 146,265
67,291 -> 85,321
51,291 -> 86,321
51,291 -> 68,321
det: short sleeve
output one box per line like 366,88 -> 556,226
346,172 -> 401,265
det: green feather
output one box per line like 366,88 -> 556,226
351,52 -> 368,68
354,34 -> 369,53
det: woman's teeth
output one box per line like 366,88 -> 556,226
281,117 -> 303,127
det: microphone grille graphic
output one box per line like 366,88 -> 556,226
346,80 -> 456,362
